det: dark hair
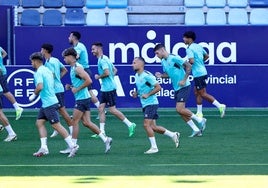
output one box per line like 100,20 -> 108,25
92,42 -> 103,48
153,44 -> 165,52
183,31 -> 196,41
62,47 -> 77,57
41,43 -> 53,53
29,52 -> 43,61
135,57 -> 145,64
71,31 -> 81,40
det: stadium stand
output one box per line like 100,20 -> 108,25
86,9 -> 106,26
43,10 -> 62,26
65,0 -> 85,8
249,0 -> 268,7
107,0 -> 128,8
206,9 -> 227,25
184,9 -> 205,25
228,8 -> 248,25
64,8 -> 85,25
250,8 -> 268,24
0,0 -> 20,6
184,0 -> 204,8
206,0 -> 226,8
108,9 -> 128,25
20,9 -> 40,26
43,0 -> 63,8
21,0 -> 41,8
86,0 -> 106,9
228,0 -> 248,8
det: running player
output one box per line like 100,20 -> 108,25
91,42 -> 136,137
154,44 -> 206,137
132,57 -> 180,154
183,31 -> 226,118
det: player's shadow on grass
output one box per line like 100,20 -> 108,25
73,177 -> 101,184
173,180 -> 207,184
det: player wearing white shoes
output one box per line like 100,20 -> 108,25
91,42 -> 136,137
183,31 -> 226,118
132,57 -> 180,154
0,85 -> 17,142
41,43 -> 73,138
0,46 -> 23,120
154,44 -> 206,137
62,48 -> 112,154
29,52 -> 77,158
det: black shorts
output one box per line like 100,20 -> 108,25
175,85 -> 191,103
100,89 -> 117,107
84,68 -> 93,90
142,104 -> 159,120
37,104 -> 60,124
56,92 -> 65,108
194,75 -> 207,90
75,98 -> 91,112
0,74 -> 10,93
0,93 -> 3,109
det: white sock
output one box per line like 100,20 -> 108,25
191,114 -> 202,123
69,126 -> 73,135
98,132 -> 107,142
100,123 -> 105,133
197,104 -> 203,114
72,138 -> 77,145
212,100 -> 221,108
94,101 -> 100,108
5,125 -> 16,135
149,137 -> 157,149
163,129 -> 174,138
187,120 -> 200,132
40,137 -> 47,149
13,102 -> 20,110
65,135 -> 74,148
122,118 -> 132,127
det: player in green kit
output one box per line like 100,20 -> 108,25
154,44 -> 206,137
41,43 -> 73,138
62,48 -> 112,154
183,31 -> 226,118
29,52 -> 77,158
132,57 -> 180,154
91,42 -> 136,137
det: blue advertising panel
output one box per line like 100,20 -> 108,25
3,26 -> 267,108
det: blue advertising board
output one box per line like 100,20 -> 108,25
2,26 -> 267,108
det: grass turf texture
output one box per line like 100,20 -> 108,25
0,108 -> 267,187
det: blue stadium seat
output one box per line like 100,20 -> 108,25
250,8 -> 268,24
86,0 -> 106,9
0,0 -> 20,6
206,9 -> 227,25
108,9 -> 128,25
249,0 -> 268,7
228,0 -> 248,8
86,9 -> 106,26
21,10 -> 40,26
65,0 -> 85,8
184,0 -> 204,8
206,0 -> 226,8
228,9 -> 248,25
107,0 -> 128,8
43,10 -> 62,26
185,9 -> 205,25
21,0 -> 41,8
43,0 -> 63,8
65,8 -> 85,25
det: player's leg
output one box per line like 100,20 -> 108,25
194,87 -> 203,117
33,116 -> 49,157
0,109 -> 17,142
143,118 -> 158,154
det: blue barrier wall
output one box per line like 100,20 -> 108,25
3,26 -> 268,108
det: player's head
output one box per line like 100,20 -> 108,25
41,43 -> 53,55
132,57 -> 145,72
29,52 -> 43,69
69,31 -> 81,45
62,47 -> 77,65
183,31 -> 196,44
154,44 -> 167,59
91,42 -> 103,57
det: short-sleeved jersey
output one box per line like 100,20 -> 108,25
73,42 -> 89,69
44,57 -> 65,93
34,65 -> 58,108
186,43 -> 208,77
70,63 -> 90,100
135,70 -> 159,108
97,55 -> 116,92
161,54 -> 190,91
0,47 -> 7,75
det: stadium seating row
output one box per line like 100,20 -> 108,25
21,8 -> 128,26
185,8 -> 268,25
